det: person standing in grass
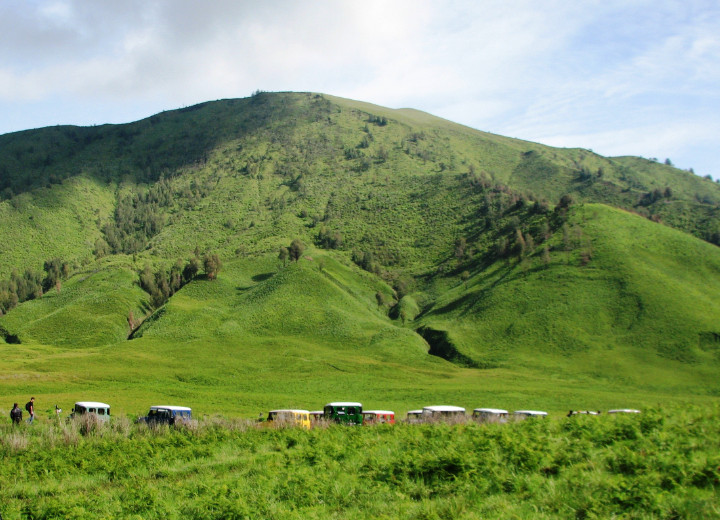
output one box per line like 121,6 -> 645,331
25,397 -> 35,424
10,403 -> 22,425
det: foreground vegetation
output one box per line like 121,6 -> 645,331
1,407 -> 718,519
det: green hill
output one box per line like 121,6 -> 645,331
418,204 -> 720,394
1,92 -> 719,413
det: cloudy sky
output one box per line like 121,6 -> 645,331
1,0 -> 718,178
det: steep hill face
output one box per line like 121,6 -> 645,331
1,92 -> 719,407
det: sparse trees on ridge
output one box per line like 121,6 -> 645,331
289,239 -> 305,262
278,246 -> 289,267
203,253 -> 222,280
0,258 -> 74,315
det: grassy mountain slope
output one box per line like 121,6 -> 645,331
0,258 -> 148,347
0,176 -> 114,277
1,92 -> 719,412
2,206 -> 719,413
418,203 -> 720,396
328,95 -> 720,237
2,248 -> 718,417
1,92 -> 718,278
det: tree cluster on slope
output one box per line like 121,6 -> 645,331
289,239 -> 305,261
638,187 -> 673,207
316,226 -> 343,250
137,252 -> 220,310
367,114 -> 388,126
101,182 -> 171,255
98,177 -> 218,257
277,239 -> 306,267
0,258 -> 72,315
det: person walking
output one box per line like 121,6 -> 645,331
25,397 -> 35,424
10,403 -> 22,425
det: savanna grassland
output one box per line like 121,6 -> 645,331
1,92 -> 720,518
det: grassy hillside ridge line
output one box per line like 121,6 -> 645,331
0,93 -> 331,197
1,91 -> 718,222
0,92 -> 717,281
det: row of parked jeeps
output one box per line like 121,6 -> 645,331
67,401 -> 640,428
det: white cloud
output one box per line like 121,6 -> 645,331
535,120 -> 719,159
38,1 -> 73,23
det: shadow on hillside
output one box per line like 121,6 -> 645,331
417,326 -> 480,368
420,262 -> 520,320
0,325 -> 21,344
252,272 -> 274,282
232,272 -> 275,293
0,93 -> 299,198
433,259 -> 567,321
128,307 -> 166,340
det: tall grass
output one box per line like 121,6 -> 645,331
0,406 -> 718,519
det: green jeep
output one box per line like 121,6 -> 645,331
323,402 -> 363,425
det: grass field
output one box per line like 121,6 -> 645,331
1,406 -> 718,519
